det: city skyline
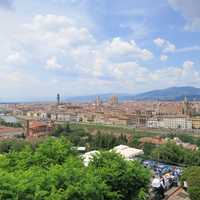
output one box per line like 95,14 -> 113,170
0,0 -> 200,100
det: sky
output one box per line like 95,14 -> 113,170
0,0 -> 200,101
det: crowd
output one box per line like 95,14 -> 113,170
143,160 -> 182,199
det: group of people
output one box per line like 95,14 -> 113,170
143,160 -> 182,199
151,167 -> 181,199
151,176 -> 166,199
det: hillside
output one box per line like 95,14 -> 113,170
133,86 -> 200,101
65,86 -> 200,102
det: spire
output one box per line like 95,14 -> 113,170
57,94 -> 60,105
184,96 -> 188,103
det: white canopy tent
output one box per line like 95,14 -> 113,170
112,145 -> 144,160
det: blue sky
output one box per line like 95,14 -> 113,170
0,0 -> 200,100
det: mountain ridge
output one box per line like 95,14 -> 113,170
1,86 -> 200,103
65,86 -> 200,102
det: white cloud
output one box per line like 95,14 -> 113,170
46,56 -> 63,70
163,41 -> 176,53
154,38 -> 165,47
154,37 -> 176,53
177,45 -> 200,52
160,55 -> 168,61
149,60 -> 200,86
1,13 -> 200,99
168,0 -> 200,31
6,52 -> 26,66
104,37 -> 153,61
16,14 -> 154,79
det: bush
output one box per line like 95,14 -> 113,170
182,167 -> 200,200
0,137 -> 150,200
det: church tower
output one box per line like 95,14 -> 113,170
182,96 -> 191,116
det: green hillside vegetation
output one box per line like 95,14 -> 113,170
151,142 -> 200,166
52,124 -> 129,150
182,166 -> 200,200
0,137 -> 150,200
69,122 -> 160,137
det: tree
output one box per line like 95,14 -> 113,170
182,167 -> 200,200
0,137 -> 150,200
89,151 -> 150,200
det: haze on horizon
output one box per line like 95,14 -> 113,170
0,0 -> 200,101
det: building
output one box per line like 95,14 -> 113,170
147,115 -> 192,130
26,120 -> 54,139
182,96 -> 192,116
147,117 -> 162,128
109,95 -> 118,105
192,116 -> 200,129
162,116 -> 192,130
139,137 -> 165,145
0,126 -> 23,140
173,137 -> 198,151
95,96 -> 102,107
136,115 -> 147,127
57,94 -> 60,105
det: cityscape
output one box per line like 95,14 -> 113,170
0,0 -> 200,200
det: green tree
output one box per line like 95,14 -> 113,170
182,167 -> 200,200
0,137 -> 150,200
89,151 -> 150,200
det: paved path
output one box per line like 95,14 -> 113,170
165,187 -> 190,200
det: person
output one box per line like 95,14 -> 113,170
152,176 -> 165,199
160,177 -> 166,198
183,181 -> 188,191
152,176 -> 161,188
172,170 -> 179,186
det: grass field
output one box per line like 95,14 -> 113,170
69,122 -> 161,138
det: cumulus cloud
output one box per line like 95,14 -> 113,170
160,55 -> 168,61
177,45 -> 200,52
6,52 -> 26,66
154,37 -> 176,53
149,60 -> 200,86
168,0 -> 200,31
46,56 -> 63,70
153,38 -> 165,47
154,37 -> 200,54
104,37 -> 153,61
1,13 -> 200,99
14,14 -> 154,79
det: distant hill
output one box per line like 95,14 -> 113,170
65,87 -> 200,102
132,86 -> 200,101
2,86 -> 200,103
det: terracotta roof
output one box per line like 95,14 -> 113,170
0,126 -> 23,134
139,137 -> 165,145
29,121 -> 49,128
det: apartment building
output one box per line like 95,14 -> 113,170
192,116 -> 200,129
162,116 -> 192,130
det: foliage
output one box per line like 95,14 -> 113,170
89,131 -> 128,150
166,133 -> 200,147
0,118 -> 22,128
182,167 -> 200,200
143,143 -> 156,157
0,137 -> 150,200
52,124 -> 88,146
151,142 -> 200,166
0,139 -> 29,153
89,151 -> 151,200
52,124 -> 128,150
